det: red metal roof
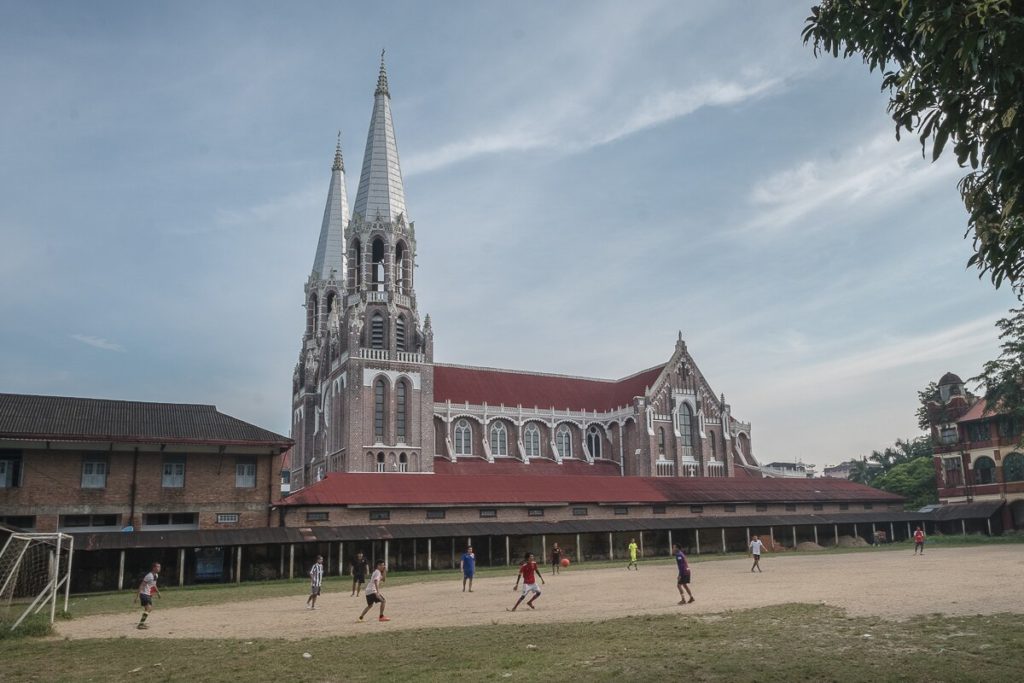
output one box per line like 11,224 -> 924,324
433,457 -> 621,476
278,473 -> 902,507
957,399 -> 998,423
433,364 -> 664,412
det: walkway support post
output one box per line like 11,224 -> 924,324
289,544 -> 295,579
505,536 -> 510,566
608,533 -> 614,561
339,542 -> 344,576
428,538 -> 433,571
640,531 -> 645,558
695,529 -> 701,555
745,527 -> 750,546
834,524 -> 839,547
235,546 -> 242,584
384,540 -> 390,568
792,525 -> 797,549
667,530 -> 672,553
889,523 -> 895,544
118,550 -> 125,591
541,535 -> 546,563
178,548 -> 185,586
721,528 -> 727,553
987,518 -> 993,535
575,534 -> 581,563
769,526 -> 774,548
813,525 -> 818,545
962,519 -> 967,537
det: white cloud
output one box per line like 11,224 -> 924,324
71,334 -> 125,352
739,132 -> 962,236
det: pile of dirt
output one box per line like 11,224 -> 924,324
836,535 -> 870,548
797,541 -> 825,551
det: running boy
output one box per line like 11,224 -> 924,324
306,555 -> 324,609
913,526 -> 926,555
673,544 -> 694,604
508,552 -> 545,611
749,535 -> 765,573
460,546 -> 476,592
351,552 -> 369,596
627,538 -> 639,570
134,562 -> 161,629
358,560 -> 390,622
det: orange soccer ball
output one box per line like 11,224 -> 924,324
560,558 -> 570,568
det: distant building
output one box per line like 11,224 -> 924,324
822,460 -> 882,479
758,461 -> 816,478
924,371 -> 1024,529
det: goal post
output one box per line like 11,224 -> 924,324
0,531 -> 74,631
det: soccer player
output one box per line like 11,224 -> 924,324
749,535 -> 765,572
550,543 -> 563,575
460,546 -> 476,592
626,538 -> 639,570
913,526 -> 926,555
134,562 -> 161,629
350,551 -> 369,596
508,552 -> 545,611
673,544 -> 694,604
358,559 -> 389,622
306,555 -> 324,609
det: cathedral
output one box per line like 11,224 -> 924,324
289,58 -> 760,491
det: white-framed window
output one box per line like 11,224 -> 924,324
524,423 -> 541,458
939,425 -> 959,445
398,452 -> 408,472
454,419 -> 472,456
556,425 -> 572,459
216,513 -> 240,524
143,512 -> 198,530
678,404 -> 694,458
490,421 -> 508,456
586,426 -> 602,458
81,459 -> 107,489
235,459 -> 257,488
162,457 -> 185,488
376,452 -> 386,473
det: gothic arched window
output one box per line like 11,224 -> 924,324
374,378 -> 386,442
307,293 -> 319,335
658,427 -> 666,455
974,456 -> 996,485
678,404 -> 694,457
396,380 -> 407,443
490,421 -> 508,456
375,451 -> 385,473
708,430 -> 717,460
524,423 -> 541,458
396,316 -> 406,352
398,452 -> 408,473
371,238 -> 385,292
371,314 -> 385,349
351,239 -> 362,289
587,426 -> 602,458
454,419 -> 472,456
1003,452 -> 1024,482
395,242 -> 407,294
556,425 -> 572,459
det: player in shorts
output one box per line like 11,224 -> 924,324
358,559 -> 389,622
508,552 -> 545,611
306,555 -> 324,610
460,546 -> 476,592
673,544 -> 694,604
550,543 -> 562,575
913,526 -> 926,555
134,562 -> 161,629
749,535 -> 765,572
627,538 -> 639,570
351,552 -> 369,596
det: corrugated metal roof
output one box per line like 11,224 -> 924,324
0,393 -> 291,447
278,472 -> 904,507
434,364 -> 663,412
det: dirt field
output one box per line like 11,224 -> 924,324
56,545 -> 1024,641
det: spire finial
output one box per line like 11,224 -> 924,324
375,49 -> 390,97
332,131 -> 344,172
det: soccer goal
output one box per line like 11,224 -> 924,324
0,532 -> 74,631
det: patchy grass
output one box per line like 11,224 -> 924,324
1,604 -> 1022,682
0,613 -> 52,641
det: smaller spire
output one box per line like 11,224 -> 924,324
375,49 -> 390,98
332,131 -> 344,172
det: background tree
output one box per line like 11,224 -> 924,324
916,381 -> 939,431
871,457 -> 939,509
973,307 -> 1024,424
803,1 -> 1024,292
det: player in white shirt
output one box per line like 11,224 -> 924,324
134,562 -> 161,629
749,536 -> 766,573
306,555 -> 324,610
358,560 -> 390,622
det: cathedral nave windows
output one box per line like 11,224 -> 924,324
454,419 -> 473,456
586,425 -> 603,459
555,425 -> 572,459
523,423 -> 541,458
490,421 -> 509,457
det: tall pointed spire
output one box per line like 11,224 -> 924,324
311,133 -> 350,280
353,51 -> 407,223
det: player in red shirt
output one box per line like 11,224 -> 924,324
913,526 -> 926,555
508,552 -> 545,611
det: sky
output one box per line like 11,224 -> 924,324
0,1 -> 1018,468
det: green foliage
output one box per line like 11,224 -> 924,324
804,1 -> 1024,293
916,381 -> 939,431
869,436 -> 933,470
871,456 -> 939,509
973,307 -> 1024,426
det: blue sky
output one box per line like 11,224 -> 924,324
0,1 -> 1016,468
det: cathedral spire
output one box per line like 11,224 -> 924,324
353,52 -> 407,223
311,134 -> 350,280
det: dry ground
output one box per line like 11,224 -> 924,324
56,545 -> 1024,640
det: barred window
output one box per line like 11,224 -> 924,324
371,314 -> 385,349
396,316 -> 406,352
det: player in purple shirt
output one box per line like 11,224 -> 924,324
673,544 -> 694,605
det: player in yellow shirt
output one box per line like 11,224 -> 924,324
626,538 -> 639,570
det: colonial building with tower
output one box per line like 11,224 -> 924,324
289,58 -> 760,491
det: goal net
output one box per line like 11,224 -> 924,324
0,532 -> 74,631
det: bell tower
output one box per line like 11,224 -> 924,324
291,53 -> 434,490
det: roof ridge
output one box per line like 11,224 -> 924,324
0,393 -> 216,409
433,362 -> 665,385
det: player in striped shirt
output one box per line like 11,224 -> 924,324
306,555 -> 324,610
134,562 -> 160,629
